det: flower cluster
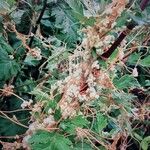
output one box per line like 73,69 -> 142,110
0,84 -> 14,97
21,99 -> 33,109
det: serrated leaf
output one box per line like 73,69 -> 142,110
71,115 -> 89,127
140,55 -> 150,67
0,0 -> 10,14
51,4 -> 79,45
0,36 -> 14,54
141,136 -> 150,150
0,37 -> 20,80
29,130 -> 72,150
11,10 -> 25,24
133,132 -> 143,141
60,115 -> 89,135
65,0 -> 83,15
54,107 -> 62,121
0,59 -> 20,80
74,142 -> 93,150
145,80 -> 150,86
127,53 -> 141,65
108,48 -> 119,62
24,55 -> 40,66
94,113 -> 107,132
31,89 -> 50,101
113,75 -> 140,90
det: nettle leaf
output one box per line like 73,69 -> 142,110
74,142 -> 93,150
60,121 -> 76,135
11,9 -> 25,24
54,107 -> 62,121
0,59 -> 19,80
71,115 -> 89,127
0,0 -> 10,14
113,75 -> 140,90
65,0 -> 85,22
0,37 -> 20,80
141,136 -> 150,150
65,0 -> 83,15
112,91 -> 136,108
0,36 -> 14,54
0,117 -> 27,136
29,130 -> 72,150
116,10 -> 129,27
51,4 -> 79,44
139,55 -> 150,67
145,80 -> 150,86
31,89 -> 50,101
108,48 -> 119,62
60,115 -> 89,135
94,113 -> 108,133
127,53 -> 141,65
24,55 -> 40,66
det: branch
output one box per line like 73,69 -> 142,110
99,0 -> 150,60
28,0 -> 47,48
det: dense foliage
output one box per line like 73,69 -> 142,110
0,0 -> 150,150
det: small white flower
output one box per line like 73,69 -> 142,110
48,108 -> 53,114
105,7 -> 112,14
66,84 -> 79,97
43,115 -> 55,125
9,55 -> 14,59
32,103 -> 42,112
92,61 -> 99,69
21,100 -> 33,109
132,67 -> 138,77
78,94 -> 87,102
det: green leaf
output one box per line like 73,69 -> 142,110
71,115 -> 89,127
31,89 -> 50,101
133,132 -> 143,141
127,53 -> 141,65
116,10 -> 129,27
54,107 -> 62,121
60,115 -> 89,135
0,117 -> 27,136
141,136 -> 150,150
24,55 -> 40,66
0,0 -> 10,14
74,142 -> 93,150
29,130 -> 72,150
51,4 -> 79,45
0,36 -> 14,54
65,0 -> 83,15
112,91 -> 135,107
94,113 -> 107,132
140,55 -> 150,67
0,37 -> 20,80
108,48 -> 119,62
145,80 -> 150,86
11,10 -> 25,24
113,75 -> 140,90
